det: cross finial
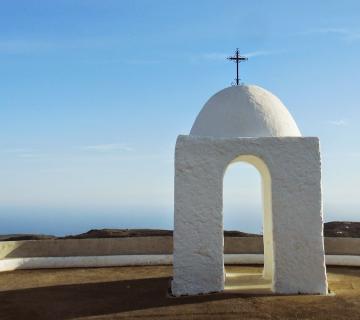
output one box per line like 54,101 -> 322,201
227,48 -> 248,86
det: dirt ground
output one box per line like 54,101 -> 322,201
0,265 -> 359,320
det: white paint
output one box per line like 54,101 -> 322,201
172,135 -> 328,296
325,255 -> 360,266
0,254 -> 358,272
190,85 -> 301,138
226,254 -> 360,267
0,255 -> 173,272
0,254 -> 360,272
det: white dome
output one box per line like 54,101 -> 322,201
190,85 -> 301,138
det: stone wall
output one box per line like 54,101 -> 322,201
1,236 -> 359,259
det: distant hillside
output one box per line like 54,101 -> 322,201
324,221 -> 360,237
1,221 -> 359,241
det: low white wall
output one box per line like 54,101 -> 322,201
1,254 -> 359,273
1,236 -> 359,273
0,255 -> 173,272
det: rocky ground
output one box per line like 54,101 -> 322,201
0,265 -> 359,320
1,221 -> 359,241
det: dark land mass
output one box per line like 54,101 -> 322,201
1,221 -> 359,241
323,221 -> 360,237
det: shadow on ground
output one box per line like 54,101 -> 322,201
0,276 -> 241,320
0,266 -> 359,320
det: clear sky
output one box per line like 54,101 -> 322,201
0,0 -> 359,235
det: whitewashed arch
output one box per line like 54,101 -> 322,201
171,135 -> 327,296
224,155 -> 273,281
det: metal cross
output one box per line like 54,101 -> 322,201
227,48 -> 248,86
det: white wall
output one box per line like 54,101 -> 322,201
172,136 -> 328,296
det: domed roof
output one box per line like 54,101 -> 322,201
190,85 -> 301,138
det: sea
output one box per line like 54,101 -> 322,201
0,205 -> 358,237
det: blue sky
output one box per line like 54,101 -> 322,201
0,0 -> 359,235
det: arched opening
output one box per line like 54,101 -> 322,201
223,162 -> 263,235
222,155 -> 274,292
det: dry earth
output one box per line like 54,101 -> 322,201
0,265 -> 359,320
